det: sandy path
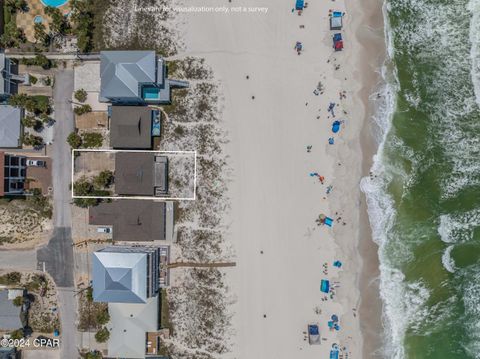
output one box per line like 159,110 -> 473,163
177,0 -> 369,357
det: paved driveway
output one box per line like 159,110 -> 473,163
36,69 -> 78,359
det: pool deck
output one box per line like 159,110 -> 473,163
16,0 -> 70,43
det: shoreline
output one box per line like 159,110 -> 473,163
175,0 -> 387,357
346,0 -> 388,357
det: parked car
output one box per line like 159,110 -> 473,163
97,227 -> 112,234
26,159 -> 46,167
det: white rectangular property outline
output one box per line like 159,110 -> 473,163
71,149 -> 197,201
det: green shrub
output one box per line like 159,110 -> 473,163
43,76 -> 52,86
0,272 -> 22,285
74,104 -> 92,116
29,75 -> 38,85
81,132 -> 102,148
12,296 -> 23,307
85,351 -> 102,359
39,113 -> 50,124
70,0 -> 94,53
21,115 -> 37,128
86,287 -> 93,302
27,192 -> 53,219
74,89 -> 88,103
22,133 -> 43,147
45,6 -> 69,35
0,21 -> 26,48
9,329 -> 23,340
34,22 -> 49,46
5,0 -> 28,13
67,132 -> 82,149
8,93 -> 28,107
73,178 -> 94,196
94,327 -> 109,343
174,126 -> 184,136
96,311 -> 110,325
93,170 -> 113,189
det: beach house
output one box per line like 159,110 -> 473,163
92,245 -> 161,303
114,152 -> 168,197
0,152 -> 26,196
109,106 -> 161,149
92,245 -> 169,358
99,50 -> 188,105
88,200 -> 174,242
0,52 -> 28,100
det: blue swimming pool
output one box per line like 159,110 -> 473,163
142,87 -> 160,100
41,0 -> 68,8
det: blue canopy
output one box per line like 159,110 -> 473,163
295,0 -> 304,10
330,349 -> 339,359
321,279 -> 330,293
308,324 -> 319,335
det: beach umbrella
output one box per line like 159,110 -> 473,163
331,314 -> 339,322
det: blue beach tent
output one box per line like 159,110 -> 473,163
332,120 -> 341,133
330,349 -> 340,359
333,260 -> 342,268
320,279 -> 330,293
324,217 -> 334,227
296,0 -> 304,10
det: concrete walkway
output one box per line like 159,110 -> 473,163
0,250 -> 37,271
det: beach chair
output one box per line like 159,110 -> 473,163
333,33 -> 344,51
307,324 -> 321,344
330,15 -> 343,30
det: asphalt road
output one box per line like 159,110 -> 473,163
37,227 -> 74,287
36,69 -> 78,359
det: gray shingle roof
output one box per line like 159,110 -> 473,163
89,200 -> 167,241
115,152 -> 154,196
110,106 -> 153,149
0,106 -> 22,148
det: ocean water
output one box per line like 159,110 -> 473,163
361,0 -> 480,357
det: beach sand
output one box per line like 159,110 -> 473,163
176,0 -> 384,357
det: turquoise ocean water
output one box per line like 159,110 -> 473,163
361,0 -> 480,357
